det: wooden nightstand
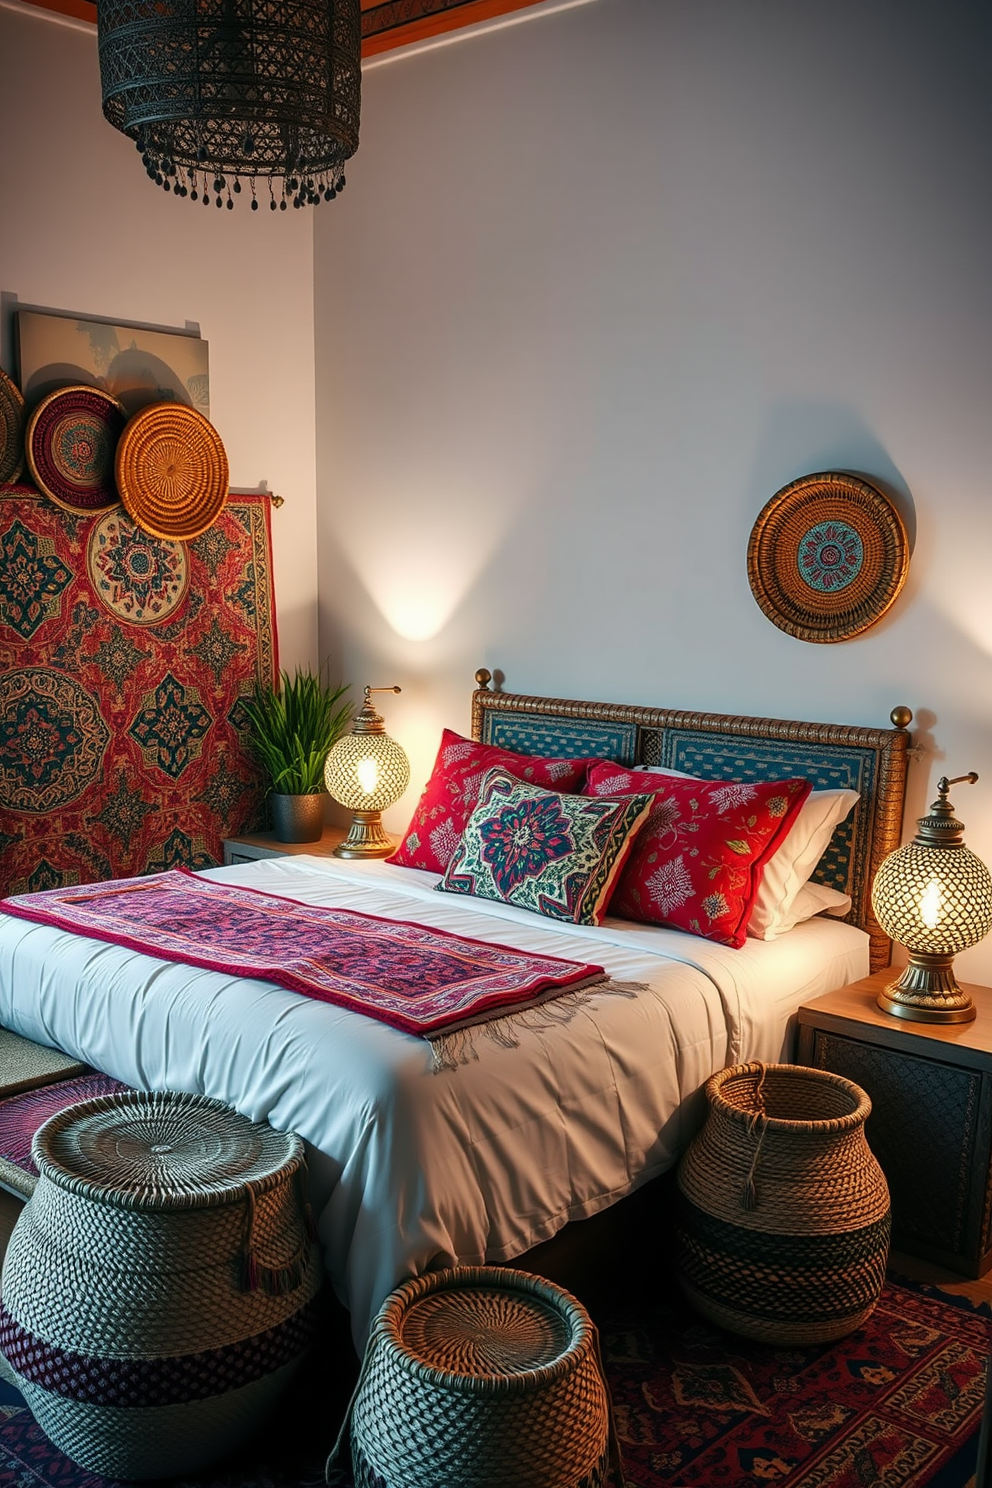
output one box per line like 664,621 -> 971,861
221,827 -> 347,865
796,968 -> 992,1278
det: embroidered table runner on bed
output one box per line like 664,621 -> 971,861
0,870 -> 605,1038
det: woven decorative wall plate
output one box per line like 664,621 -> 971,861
747,473 -> 909,643
0,368 -> 26,486
116,403 -> 229,541
25,385 -> 125,513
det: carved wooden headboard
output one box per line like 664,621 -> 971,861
471,670 -> 913,973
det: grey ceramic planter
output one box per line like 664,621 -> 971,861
270,793 -> 325,843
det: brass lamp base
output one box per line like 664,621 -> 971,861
333,810 -> 394,859
876,953 -> 977,1024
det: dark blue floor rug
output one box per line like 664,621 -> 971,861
0,1273 -> 987,1488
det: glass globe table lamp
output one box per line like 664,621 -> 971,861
324,686 -> 410,858
871,773 -> 992,1023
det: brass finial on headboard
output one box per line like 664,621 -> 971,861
475,669 -> 492,691
890,706 -> 913,731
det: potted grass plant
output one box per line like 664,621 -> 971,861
243,667 -> 352,843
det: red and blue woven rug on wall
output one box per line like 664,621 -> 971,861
0,485 -> 277,895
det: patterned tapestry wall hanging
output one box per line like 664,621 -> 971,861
0,484 -> 277,896
747,472 -> 910,643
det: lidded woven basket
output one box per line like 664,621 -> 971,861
676,1062 -> 891,1344
336,1266 -> 620,1488
0,1090 -> 322,1479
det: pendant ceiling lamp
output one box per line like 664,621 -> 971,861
97,0 -> 361,211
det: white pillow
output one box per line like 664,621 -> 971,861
748,788 -> 859,940
637,764 -> 699,778
756,880 -> 852,941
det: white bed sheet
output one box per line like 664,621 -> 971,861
0,855 -> 869,1346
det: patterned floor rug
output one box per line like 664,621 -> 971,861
0,1271 -> 985,1488
0,1071 -> 130,1198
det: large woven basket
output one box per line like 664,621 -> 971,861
0,1090 -> 322,1478
331,1266 -> 622,1488
676,1062 -> 891,1344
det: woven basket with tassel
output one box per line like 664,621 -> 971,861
328,1265 -> 625,1488
0,1090 -> 322,1479
676,1062 -> 890,1344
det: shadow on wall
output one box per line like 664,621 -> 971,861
874,596 -> 992,843
745,400 -> 917,552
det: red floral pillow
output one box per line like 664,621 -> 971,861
584,763 -> 813,947
389,730 -> 598,874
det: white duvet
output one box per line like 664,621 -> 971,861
0,855 -> 869,1346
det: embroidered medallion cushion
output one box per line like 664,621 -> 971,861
438,766 -> 653,926
388,729 -> 598,875
619,766 -> 860,941
584,764 -> 812,947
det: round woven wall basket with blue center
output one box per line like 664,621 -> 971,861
747,472 -> 909,643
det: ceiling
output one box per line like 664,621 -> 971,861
19,0 -> 546,55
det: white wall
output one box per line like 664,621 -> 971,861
313,0 -> 992,984
0,0 -> 319,670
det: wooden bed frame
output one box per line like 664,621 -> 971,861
470,670 -> 914,973
471,671 -> 917,1296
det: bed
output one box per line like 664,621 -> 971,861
0,674 -> 913,1346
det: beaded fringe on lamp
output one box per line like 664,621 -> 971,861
324,687 -> 410,859
97,0 -> 361,211
871,773 -> 992,1023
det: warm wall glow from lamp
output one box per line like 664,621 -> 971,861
871,773 -> 992,1023
324,686 -> 410,858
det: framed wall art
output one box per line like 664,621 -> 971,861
16,310 -> 209,419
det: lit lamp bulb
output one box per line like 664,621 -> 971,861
324,686 -> 411,859
919,880 -> 942,930
356,757 -> 379,795
871,773 -> 992,1023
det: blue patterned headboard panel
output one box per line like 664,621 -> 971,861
640,728 -> 870,896
483,714 -> 864,894
473,678 -> 912,972
482,713 -> 637,764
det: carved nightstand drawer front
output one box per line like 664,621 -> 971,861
797,970 -> 992,1276
807,1029 -> 989,1259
